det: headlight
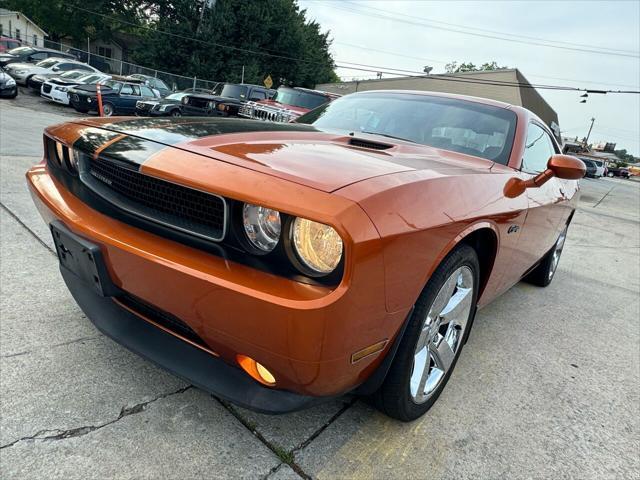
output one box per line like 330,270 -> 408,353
242,203 -> 281,252
57,86 -> 68,92
67,147 -> 80,171
6,78 -> 15,86
292,218 -> 343,274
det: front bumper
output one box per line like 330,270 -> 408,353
42,88 -> 70,104
60,261 -> 327,413
27,162 -> 407,403
0,84 -> 17,97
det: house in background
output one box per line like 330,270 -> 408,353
0,8 -> 47,47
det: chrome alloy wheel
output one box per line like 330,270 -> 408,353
410,266 -> 474,404
549,228 -> 567,281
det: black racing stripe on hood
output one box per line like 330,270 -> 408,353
100,136 -> 166,167
75,117 -> 318,146
72,127 -> 167,170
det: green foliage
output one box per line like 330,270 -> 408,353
0,0 -> 142,42
0,0 -> 337,87
131,0 -> 337,87
445,60 -> 508,74
614,149 -> 636,163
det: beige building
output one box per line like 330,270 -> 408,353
317,69 -> 560,139
0,9 -> 47,47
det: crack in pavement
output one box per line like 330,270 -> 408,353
0,201 -> 56,256
218,395 -> 357,480
0,386 -> 192,450
1,334 -> 102,359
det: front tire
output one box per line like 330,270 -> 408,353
170,109 -> 182,117
372,244 -> 479,421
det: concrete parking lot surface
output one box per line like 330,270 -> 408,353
1,98 -> 639,479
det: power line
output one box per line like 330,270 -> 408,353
333,42 -> 640,90
69,5 -> 640,95
334,1 -> 640,55
322,2 -> 640,59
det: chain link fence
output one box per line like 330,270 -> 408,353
5,30 -> 221,92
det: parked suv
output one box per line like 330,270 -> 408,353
179,83 -> 275,117
239,86 -> 339,122
579,158 -> 598,178
0,46 -> 75,67
69,78 -> 158,116
0,36 -> 21,53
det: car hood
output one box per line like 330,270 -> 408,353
6,62 -> 41,70
72,117 -> 493,193
255,99 -> 309,115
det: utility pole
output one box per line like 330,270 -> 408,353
583,117 -> 595,148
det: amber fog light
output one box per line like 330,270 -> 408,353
236,355 -> 276,386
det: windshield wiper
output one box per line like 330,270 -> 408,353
358,131 -> 416,143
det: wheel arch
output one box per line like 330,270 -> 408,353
430,222 -> 500,304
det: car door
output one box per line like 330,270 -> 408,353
514,122 -> 566,273
118,83 -> 142,114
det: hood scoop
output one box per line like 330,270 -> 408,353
348,137 -> 393,150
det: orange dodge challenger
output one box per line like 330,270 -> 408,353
27,91 -> 585,421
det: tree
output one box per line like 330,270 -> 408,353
0,0 -> 337,87
445,60 -> 508,74
130,0 -> 337,87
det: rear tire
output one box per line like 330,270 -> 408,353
371,244 -> 479,421
102,102 -> 115,117
524,226 -> 567,287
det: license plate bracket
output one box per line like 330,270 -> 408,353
50,220 -> 120,297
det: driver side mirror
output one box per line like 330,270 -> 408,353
504,154 -> 586,198
52,67 -> 60,72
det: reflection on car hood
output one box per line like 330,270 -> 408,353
70,117 -> 493,193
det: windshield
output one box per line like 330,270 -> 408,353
296,92 -> 517,164
274,87 -> 329,110
165,92 -> 188,101
592,160 -> 604,167
7,46 -> 34,56
35,59 -> 58,68
221,84 -> 248,99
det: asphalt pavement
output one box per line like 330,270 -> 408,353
1,96 -> 638,479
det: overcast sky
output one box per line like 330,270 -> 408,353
299,0 -> 640,156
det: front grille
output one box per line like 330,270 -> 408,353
136,101 -> 151,111
84,156 -> 226,242
42,84 -> 52,94
118,293 -> 211,351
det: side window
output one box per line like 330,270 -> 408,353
522,123 -> 555,174
30,52 -> 46,61
58,63 -> 76,71
120,84 -> 136,95
249,90 -> 266,101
